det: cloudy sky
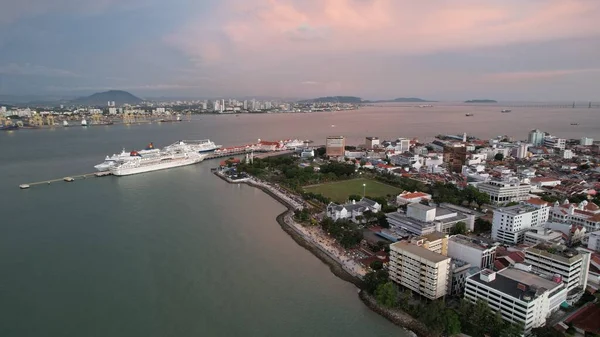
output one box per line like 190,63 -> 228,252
0,0 -> 599,100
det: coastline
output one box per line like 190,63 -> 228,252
214,171 -> 426,336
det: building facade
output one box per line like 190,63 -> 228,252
326,198 -> 381,223
588,231 -> 600,252
550,200 -> 600,233
477,179 -> 531,204
389,241 -> 450,300
524,245 -> 589,294
325,136 -> 346,157
365,136 -> 380,149
528,129 -> 545,147
491,201 -> 550,244
447,234 -> 496,269
465,268 -> 567,334
543,136 -> 566,150
387,203 -> 474,236
580,137 -> 594,146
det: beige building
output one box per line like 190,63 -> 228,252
326,136 -> 345,157
410,232 -> 449,256
389,241 -> 451,300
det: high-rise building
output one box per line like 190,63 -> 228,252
465,268 -> 568,334
516,143 -> 529,159
389,241 -> 451,300
543,136 -> 566,150
447,234 -> 497,269
325,136 -> 345,157
581,137 -> 594,146
528,129 -> 545,146
214,100 -> 220,112
491,199 -> 550,244
442,145 -> 468,173
243,100 -> 248,110
365,137 -> 379,149
524,244 -> 590,296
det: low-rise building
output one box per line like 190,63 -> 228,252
524,227 -> 564,245
387,203 -> 474,236
477,178 -> 531,204
326,198 -> 381,223
396,191 -> 432,204
464,268 -> 568,334
544,135 -> 566,150
550,200 -> 600,233
580,137 -> 594,146
447,234 -> 497,269
389,241 -> 451,300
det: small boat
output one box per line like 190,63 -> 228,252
81,119 -> 88,127
570,123 -> 579,126
465,113 -> 474,116
63,177 -> 75,182
501,109 -> 512,113
19,184 -> 30,189
63,120 -> 69,127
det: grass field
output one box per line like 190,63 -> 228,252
303,178 -> 402,203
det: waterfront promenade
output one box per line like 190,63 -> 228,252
241,175 -> 367,279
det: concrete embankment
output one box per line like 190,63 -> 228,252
359,291 -> 434,337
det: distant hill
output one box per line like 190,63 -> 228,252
465,99 -> 497,103
368,97 -> 436,103
70,90 -> 143,106
299,96 -> 363,103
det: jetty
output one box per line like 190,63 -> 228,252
19,171 -> 112,189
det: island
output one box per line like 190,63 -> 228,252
298,96 -> 363,104
464,99 -> 497,103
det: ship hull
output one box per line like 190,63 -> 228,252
110,155 -> 205,176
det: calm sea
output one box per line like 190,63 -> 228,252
1,104 -> 598,336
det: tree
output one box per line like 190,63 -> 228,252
494,153 -> 504,161
474,218 -> 492,234
370,260 -> 383,270
375,281 -> 398,308
531,326 -> 565,337
451,221 -> 468,235
348,194 -> 362,202
355,215 -> 364,224
445,309 -> 462,336
363,269 -> 389,294
474,190 -> 490,209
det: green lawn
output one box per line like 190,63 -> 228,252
304,178 -> 402,203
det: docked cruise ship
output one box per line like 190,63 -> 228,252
179,139 -> 222,153
109,141 -> 206,176
94,143 -> 160,172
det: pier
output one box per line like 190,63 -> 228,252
19,171 -> 113,189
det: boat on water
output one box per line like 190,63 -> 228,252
109,141 -> 206,176
63,120 -> 69,127
465,113 -> 474,116
94,143 -> 161,171
571,123 -> 579,126
0,124 -> 19,131
176,139 -> 222,154
81,119 -> 88,127
501,109 -> 512,113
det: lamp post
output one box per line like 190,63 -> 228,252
362,183 -> 366,198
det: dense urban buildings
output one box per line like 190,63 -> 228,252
386,203 -> 474,236
492,201 -> 550,244
389,241 -> 450,300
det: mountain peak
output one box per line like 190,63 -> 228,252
70,90 -> 143,106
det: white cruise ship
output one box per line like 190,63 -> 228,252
94,143 -> 160,172
178,139 -> 222,153
109,141 -> 206,176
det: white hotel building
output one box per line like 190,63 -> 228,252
389,241 -> 450,300
477,178 -> 531,205
465,268 -> 567,334
492,200 -> 550,244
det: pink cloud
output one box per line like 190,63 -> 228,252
168,0 -> 600,63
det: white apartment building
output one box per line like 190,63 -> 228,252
561,149 -> 574,159
389,241 -> 450,300
387,203 -> 475,236
465,268 -> 568,334
543,136 -> 566,150
588,231 -> 600,252
516,143 -> 529,159
524,244 -> 589,295
550,200 -> 600,233
447,234 -> 497,269
477,178 -> 531,205
580,137 -> 594,146
528,129 -> 545,147
491,200 -> 550,244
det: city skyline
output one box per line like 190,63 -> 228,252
0,0 -> 599,100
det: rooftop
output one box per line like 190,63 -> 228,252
496,204 -> 539,215
391,241 -> 450,264
565,303 -> 600,334
421,231 -> 448,242
471,267 -> 563,301
449,234 -> 494,251
399,191 -> 431,199
408,203 -> 435,212
526,244 -> 583,264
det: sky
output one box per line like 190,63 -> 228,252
0,0 -> 599,101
